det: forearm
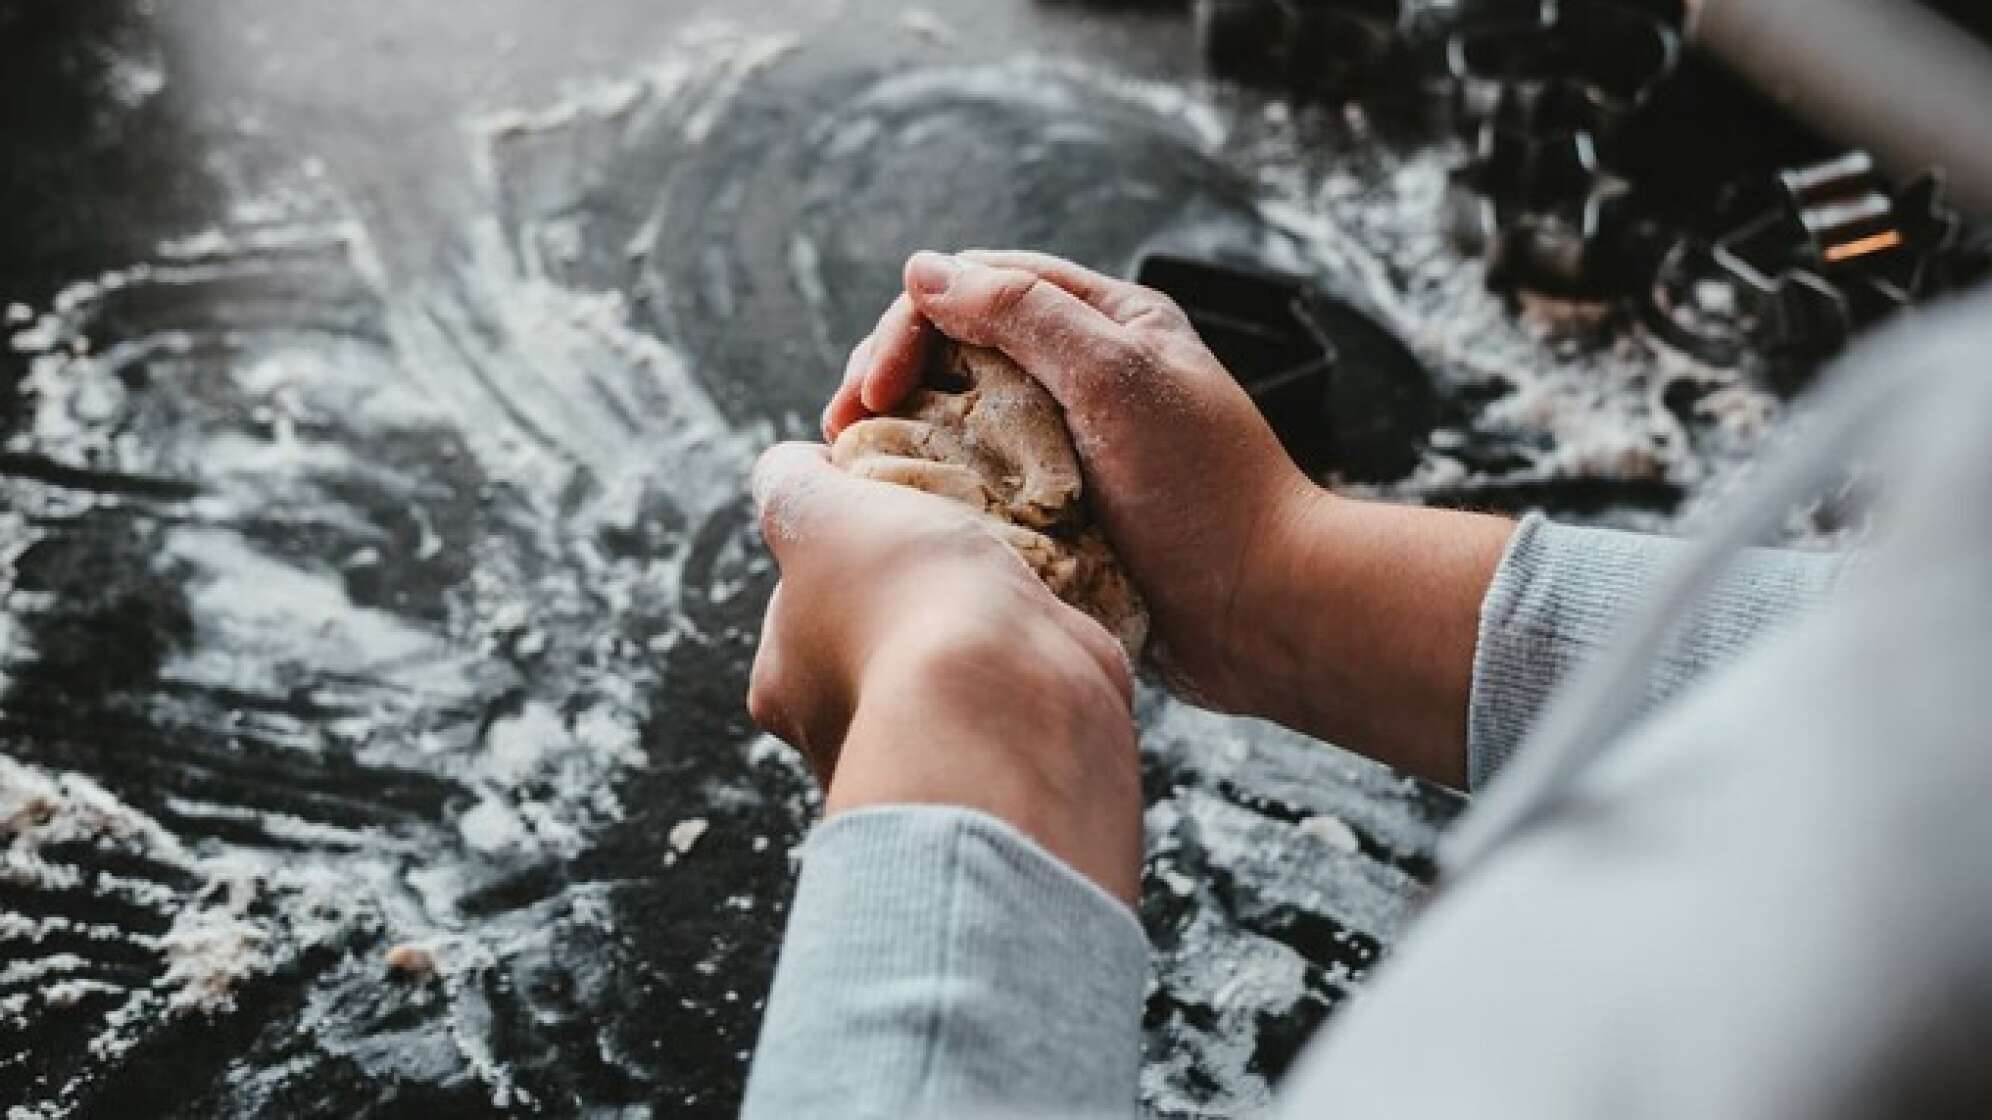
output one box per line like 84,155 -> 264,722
1233,491 -> 1515,788
1232,495 -> 1848,792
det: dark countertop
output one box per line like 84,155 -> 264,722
0,1 -> 1830,1116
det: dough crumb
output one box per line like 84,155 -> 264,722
1298,814 -> 1361,855
383,943 -> 437,980
667,817 -> 711,859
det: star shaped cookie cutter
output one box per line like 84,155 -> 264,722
1646,150 -> 1965,375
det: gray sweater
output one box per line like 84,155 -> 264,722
744,290 -> 1992,1119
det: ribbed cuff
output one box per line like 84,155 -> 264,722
743,805 -> 1150,1120
1469,515 -> 1844,790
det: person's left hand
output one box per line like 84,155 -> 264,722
747,441 -> 1145,905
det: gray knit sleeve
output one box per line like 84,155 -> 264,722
1468,515 -> 1845,788
742,804 -> 1150,1120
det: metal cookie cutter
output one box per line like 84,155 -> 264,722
1647,151 -> 1965,375
1443,91 -> 1639,295
1196,0 -> 1405,100
1439,1 -> 1678,295
1132,252 -> 1438,482
1443,0 -> 1679,148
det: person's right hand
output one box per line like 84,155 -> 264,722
823,250 -> 1326,719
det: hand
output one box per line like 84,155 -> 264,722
747,442 -> 1144,903
826,251 -> 1515,787
824,250 -> 1322,720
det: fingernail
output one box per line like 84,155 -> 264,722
907,251 -> 961,296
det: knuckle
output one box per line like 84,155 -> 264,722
755,506 -> 786,553
750,445 -> 785,492
1128,287 -> 1191,329
745,660 -> 786,733
752,478 -> 784,539
980,270 -> 1043,321
744,677 -> 774,729
842,334 -> 876,382
1089,636 -> 1136,705
751,447 -> 805,541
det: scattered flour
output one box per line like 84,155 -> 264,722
667,817 -> 711,861
899,9 -> 960,44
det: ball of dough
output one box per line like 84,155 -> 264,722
831,343 -> 1149,659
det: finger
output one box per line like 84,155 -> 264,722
843,454 -> 993,512
857,294 -> 932,414
828,415 -> 960,471
955,249 -> 1174,327
746,582 -> 792,735
823,332 -> 878,440
901,251 -> 1137,410
828,297 -> 931,440
747,583 -> 837,783
751,442 -> 853,564
1043,600 -> 1137,709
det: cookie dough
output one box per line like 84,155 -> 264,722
831,343 -> 1149,659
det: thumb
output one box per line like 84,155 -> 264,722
751,442 -> 852,564
902,251 -> 1136,409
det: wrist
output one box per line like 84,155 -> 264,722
1216,478 -> 1342,723
825,610 -> 1144,903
